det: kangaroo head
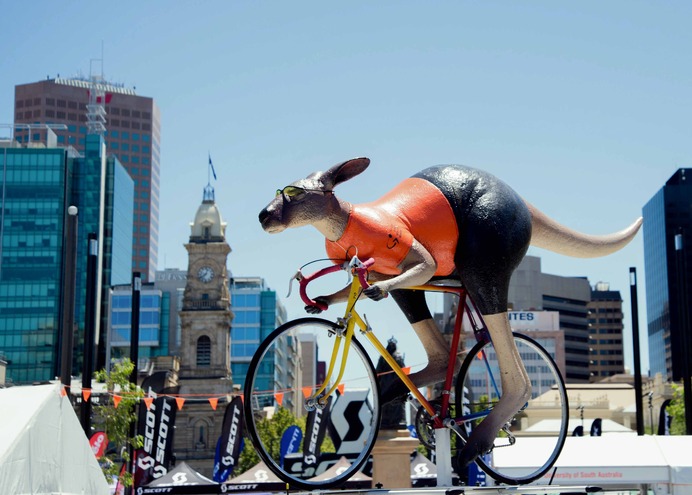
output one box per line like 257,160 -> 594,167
259,157 -> 370,237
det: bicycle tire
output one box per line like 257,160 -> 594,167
243,317 -> 381,489
455,333 -> 568,485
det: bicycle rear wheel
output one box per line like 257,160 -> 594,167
455,333 -> 568,485
243,317 -> 381,489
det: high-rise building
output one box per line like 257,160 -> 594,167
107,282 -> 169,367
0,136 -> 133,384
507,255 -> 592,383
588,283 -> 625,381
643,168 -> 692,381
14,77 -> 161,281
230,276 -> 287,390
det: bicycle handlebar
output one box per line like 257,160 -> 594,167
298,257 -> 375,310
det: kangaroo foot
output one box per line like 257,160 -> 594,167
457,421 -> 497,468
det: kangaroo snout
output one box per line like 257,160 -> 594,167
258,204 -> 285,233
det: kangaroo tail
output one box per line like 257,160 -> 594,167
526,202 -> 643,258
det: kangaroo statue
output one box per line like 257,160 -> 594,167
258,157 -> 642,468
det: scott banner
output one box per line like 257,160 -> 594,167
302,396 -> 332,473
134,396 -> 177,487
213,396 -> 245,483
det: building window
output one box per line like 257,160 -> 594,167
197,336 -> 211,367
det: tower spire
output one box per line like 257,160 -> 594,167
205,154 -> 217,202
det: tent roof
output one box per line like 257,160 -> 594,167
307,456 -> 372,482
225,460 -> 289,490
147,461 -> 217,486
0,384 -> 109,494
410,451 -> 437,479
492,435 -> 692,485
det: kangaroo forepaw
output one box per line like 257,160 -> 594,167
457,435 -> 494,469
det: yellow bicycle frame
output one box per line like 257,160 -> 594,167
310,274 -> 437,417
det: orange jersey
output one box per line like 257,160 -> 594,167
325,177 -> 459,276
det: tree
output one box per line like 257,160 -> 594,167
667,383 -> 687,435
93,359 -> 144,489
237,406 -> 335,475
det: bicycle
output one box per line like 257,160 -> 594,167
243,256 -> 568,489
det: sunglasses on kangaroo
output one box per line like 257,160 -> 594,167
276,186 -> 333,202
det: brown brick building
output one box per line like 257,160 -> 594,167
14,78 -> 161,281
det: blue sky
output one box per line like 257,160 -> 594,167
2,1 -> 691,376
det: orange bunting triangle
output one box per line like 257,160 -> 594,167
477,351 -> 484,360
82,389 -> 91,402
275,392 -> 284,407
60,386 -> 67,397
113,395 -> 122,408
143,397 -> 154,410
175,397 -> 185,410
302,386 -> 312,399
239,394 -> 244,404
209,397 -> 218,410
337,383 -> 345,395
402,366 -> 411,375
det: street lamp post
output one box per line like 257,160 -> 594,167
80,233 -> 98,436
630,267 -> 645,436
60,206 -> 78,388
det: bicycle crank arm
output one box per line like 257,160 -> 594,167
443,418 -> 468,446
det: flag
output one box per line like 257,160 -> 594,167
590,418 -> 602,436
134,396 -> 177,487
89,431 -> 109,458
212,396 -> 245,483
302,396 -> 332,475
279,425 -> 303,468
658,399 -> 673,435
209,154 -> 217,180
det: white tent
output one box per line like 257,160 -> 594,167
492,435 -> 692,493
0,384 -> 109,495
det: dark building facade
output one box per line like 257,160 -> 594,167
588,283 -> 625,380
14,78 -> 160,281
643,168 -> 692,381
507,255 -> 592,383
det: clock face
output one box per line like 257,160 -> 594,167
197,266 -> 215,283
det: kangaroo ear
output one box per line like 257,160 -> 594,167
319,157 -> 370,189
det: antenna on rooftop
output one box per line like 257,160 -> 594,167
86,47 -> 107,136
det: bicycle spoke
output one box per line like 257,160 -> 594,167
244,318 -> 380,489
455,334 -> 568,485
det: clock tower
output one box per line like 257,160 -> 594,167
179,184 -> 233,384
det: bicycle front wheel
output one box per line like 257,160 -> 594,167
455,333 -> 568,485
243,317 -> 381,490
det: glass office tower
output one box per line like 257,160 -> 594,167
0,139 -> 133,384
0,145 -> 73,383
230,277 -> 286,390
643,168 -> 692,381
